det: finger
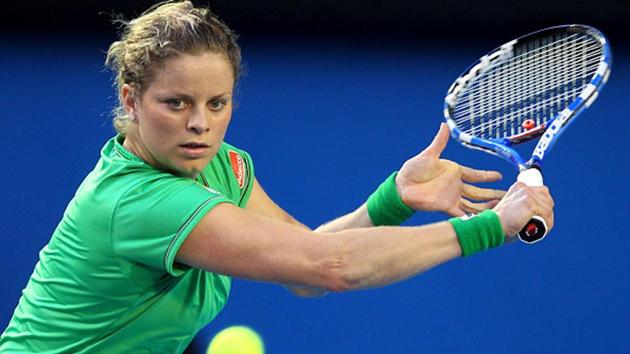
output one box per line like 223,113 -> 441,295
542,205 -> 554,230
526,186 -> 554,212
532,186 -> 555,209
530,186 -> 555,230
460,198 -> 498,214
533,202 -> 554,232
502,181 -> 528,203
447,206 -> 466,217
485,199 -> 500,209
460,165 -> 503,183
519,186 -> 554,234
462,183 -> 506,201
420,123 -> 450,158
547,208 -> 555,231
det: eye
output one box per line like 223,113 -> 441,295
164,98 -> 187,110
209,99 -> 228,111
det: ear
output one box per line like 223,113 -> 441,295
121,84 -> 138,120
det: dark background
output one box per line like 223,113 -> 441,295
2,0 -> 629,43
2,1 -> 629,353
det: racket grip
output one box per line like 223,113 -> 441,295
516,168 -> 548,244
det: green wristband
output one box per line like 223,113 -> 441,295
367,172 -> 414,226
449,210 -> 505,257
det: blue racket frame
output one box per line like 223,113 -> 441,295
443,24 -> 612,172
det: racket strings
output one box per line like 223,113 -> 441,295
452,31 -> 602,139
456,32 -> 598,103
458,50 -> 600,117
458,36 -> 599,138
462,35 -> 598,128
483,32 -> 584,76
463,73 -> 593,136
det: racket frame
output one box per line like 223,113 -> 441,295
443,24 -> 612,243
443,24 -> 612,172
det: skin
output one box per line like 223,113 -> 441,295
121,50 -> 555,296
122,51 -> 234,180
396,123 -> 505,216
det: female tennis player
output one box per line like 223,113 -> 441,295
0,1 -> 554,352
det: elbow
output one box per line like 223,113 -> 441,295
288,286 -> 329,298
324,272 -> 361,293
300,232 -> 370,293
324,281 -> 354,293
315,253 -> 366,293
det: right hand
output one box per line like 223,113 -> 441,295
493,182 -> 555,242
396,123 -> 505,216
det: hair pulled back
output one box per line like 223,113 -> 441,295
105,1 -> 241,135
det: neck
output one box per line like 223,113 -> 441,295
122,130 -> 200,180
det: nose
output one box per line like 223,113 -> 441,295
186,108 -> 211,135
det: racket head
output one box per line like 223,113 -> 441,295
444,24 -> 612,170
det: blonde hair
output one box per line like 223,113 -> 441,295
105,1 -> 241,135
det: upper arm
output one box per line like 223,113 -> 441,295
175,202 -> 338,289
243,179 -> 332,296
245,178 -> 306,227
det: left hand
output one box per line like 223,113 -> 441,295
396,123 -> 505,216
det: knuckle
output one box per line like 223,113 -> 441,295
523,186 -> 534,198
511,182 -> 525,192
525,196 -> 536,212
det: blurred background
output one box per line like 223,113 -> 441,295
1,1 -> 629,353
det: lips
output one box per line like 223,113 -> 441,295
180,142 -> 209,148
179,142 -> 210,158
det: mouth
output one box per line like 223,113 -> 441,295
179,142 -> 210,158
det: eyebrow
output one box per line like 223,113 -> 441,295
154,91 -> 232,101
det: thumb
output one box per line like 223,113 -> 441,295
420,122 -> 450,157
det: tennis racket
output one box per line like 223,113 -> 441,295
443,24 -> 612,244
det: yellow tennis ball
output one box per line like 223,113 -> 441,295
207,326 -> 265,354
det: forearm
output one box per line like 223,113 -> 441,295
293,204 -> 373,296
245,178 -> 443,296
314,203 -> 373,233
181,203 -> 468,293
315,172 -> 415,232
318,221 -> 461,291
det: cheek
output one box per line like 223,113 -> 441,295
141,111 -> 179,141
216,109 -> 233,134
138,113 -> 182,163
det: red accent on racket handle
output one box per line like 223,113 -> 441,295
518,215 -> 548,244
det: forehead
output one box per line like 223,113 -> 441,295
147,51 -> 234,93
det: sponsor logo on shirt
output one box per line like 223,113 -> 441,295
228,150 -> 246,189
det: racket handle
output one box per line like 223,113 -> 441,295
516,168 -> 548,244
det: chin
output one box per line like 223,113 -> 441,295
165,163 -> 199,179
172,155 -> 214,179
182,166 -> 204,179
185,161 -> 209,179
